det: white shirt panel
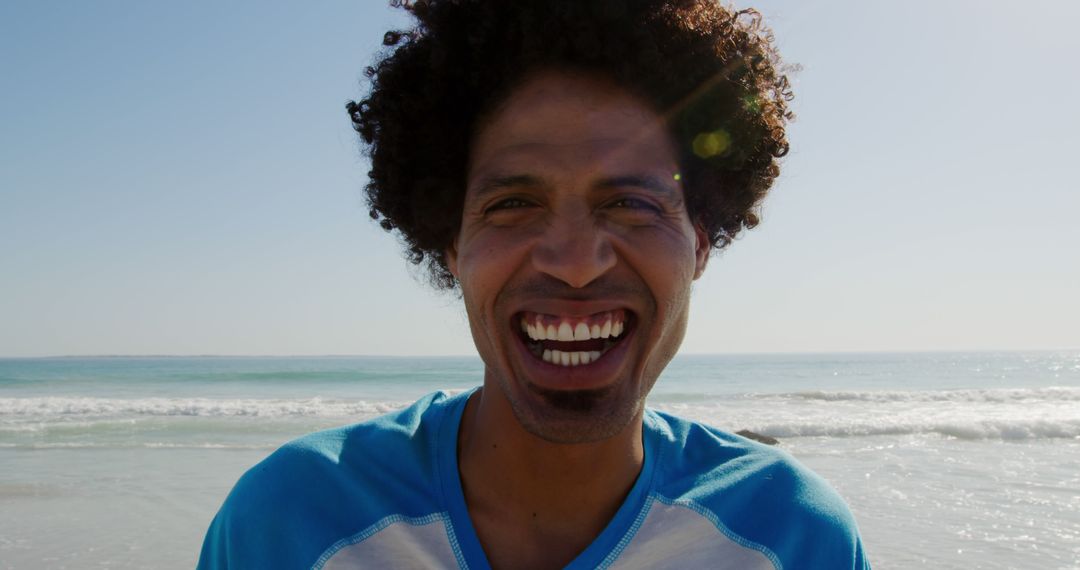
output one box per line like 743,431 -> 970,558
322,516 -> 459,570
610,499 -> 775,570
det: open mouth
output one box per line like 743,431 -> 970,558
516,309 -> 633,367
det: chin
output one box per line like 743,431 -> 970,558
499,368 -> 648,444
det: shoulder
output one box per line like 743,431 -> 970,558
644,410 -> 870,569
238,390 -> 455,508
198,391 -> 464,569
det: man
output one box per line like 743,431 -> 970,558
199,1 -> 870,568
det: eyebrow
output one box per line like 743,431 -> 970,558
468,173 -> 680,201
469,174 -> 546,200
596,175 -> 679,197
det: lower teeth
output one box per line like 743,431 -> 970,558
529,338 -> 618,366
542,349 -> 602,366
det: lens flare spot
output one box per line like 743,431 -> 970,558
692,130 -> 731,158
673,173 -> 682,182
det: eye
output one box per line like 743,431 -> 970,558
602,195 -> 665,227
608,197 -> 661,213
485,197 -> 535,214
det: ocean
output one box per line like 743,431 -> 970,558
1,352 -> 1078,569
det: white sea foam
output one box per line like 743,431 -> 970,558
5,387 -> 1073,418
0,396 -> 409,418
0,442 -> 276,450
741,418 -> 1080,440
651,405 -> 1080,441
778,386 -> 1080,403
3,387 -> 1080,441
654,386 -> 1080,441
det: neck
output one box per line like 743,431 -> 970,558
457,379 -> 644,567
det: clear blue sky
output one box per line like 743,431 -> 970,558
2,0 -> 1077,357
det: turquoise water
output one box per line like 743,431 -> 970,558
2,352 -> 1079,568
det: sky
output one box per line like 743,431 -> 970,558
1,0 -> 1077,357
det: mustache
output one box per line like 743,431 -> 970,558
499,274 -> 650,302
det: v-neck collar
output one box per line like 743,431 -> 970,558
435,390 -> 659,570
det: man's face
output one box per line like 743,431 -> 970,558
447,71 -> 709,443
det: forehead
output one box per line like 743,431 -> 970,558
468,71 -> 678,178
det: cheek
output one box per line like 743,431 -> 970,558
455,232 -> 531,316
617,227 -> 700,294
458,230 -> 532,277
619,231 -> 698,349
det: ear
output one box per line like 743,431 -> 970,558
692,223 -> 710,280
445,237 -> 460,279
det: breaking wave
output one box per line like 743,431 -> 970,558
0,397 -> 409,418
3,386 -> 1080,443
776,386 -> 1080,403
736,418 -> 1080,441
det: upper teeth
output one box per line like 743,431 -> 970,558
521,312 -> 626,342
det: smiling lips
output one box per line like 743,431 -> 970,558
518,310 -> 630,367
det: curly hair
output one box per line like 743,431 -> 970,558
347,0 -> 793,289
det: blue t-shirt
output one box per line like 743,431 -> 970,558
199,390 -> 870,569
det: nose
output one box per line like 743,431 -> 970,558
530,208 -> 616,288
